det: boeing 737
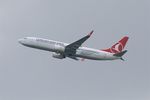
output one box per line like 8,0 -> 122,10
18,31 -> 129,61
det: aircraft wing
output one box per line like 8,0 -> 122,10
64,30 -> 94,56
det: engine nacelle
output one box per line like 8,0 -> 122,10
52,53 -> 65,59
54,44 -> 65,53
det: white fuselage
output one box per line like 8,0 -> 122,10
18,37 -> 120,60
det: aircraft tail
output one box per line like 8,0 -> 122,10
113,50 -> 127,57
102,36 -> 129,53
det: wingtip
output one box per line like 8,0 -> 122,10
88,30 -> 94,36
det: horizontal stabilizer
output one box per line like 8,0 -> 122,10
113,50 -> 127,57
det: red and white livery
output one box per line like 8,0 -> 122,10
18,31 -> 129,61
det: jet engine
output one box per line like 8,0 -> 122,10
54,44 -> 65,53
52,53 -> 65,59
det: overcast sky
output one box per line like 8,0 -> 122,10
0,0 -> 150,100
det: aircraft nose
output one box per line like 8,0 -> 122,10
18,39 -> 24,44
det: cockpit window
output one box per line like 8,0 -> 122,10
24,37 -> 27,39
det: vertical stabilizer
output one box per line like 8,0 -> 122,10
102,36 -> 129,53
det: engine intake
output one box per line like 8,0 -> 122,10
52,53 -> 65,59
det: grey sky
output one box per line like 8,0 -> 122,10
0,0 -> 149,100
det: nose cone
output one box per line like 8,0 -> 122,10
18,39 -> 24,44
18,38 -> 27,45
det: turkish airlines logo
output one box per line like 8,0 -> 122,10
111,42 -> 123,53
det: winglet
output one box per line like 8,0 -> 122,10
88,30 -> 94,36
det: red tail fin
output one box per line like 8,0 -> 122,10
102,36 -> 129,53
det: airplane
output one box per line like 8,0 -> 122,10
18,30 -> 129,61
